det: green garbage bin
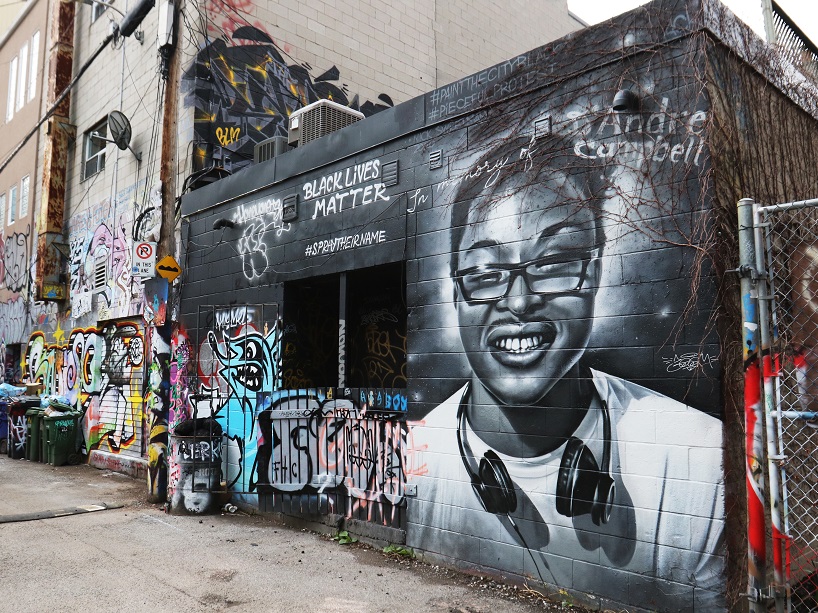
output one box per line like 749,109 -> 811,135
44,412 -> 79,466
25,409 -> 44,462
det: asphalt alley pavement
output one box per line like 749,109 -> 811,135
0,454 -> 564,613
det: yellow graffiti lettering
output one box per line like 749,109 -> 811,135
215,126 -> 241,147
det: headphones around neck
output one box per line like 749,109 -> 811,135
457,390 -> 615,526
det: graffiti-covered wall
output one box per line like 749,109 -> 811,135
19,180 -> 164,470
180,0 -> 581,174
178,1 -> 744,610
24,320 -> 145,460
182,26 -> 394,173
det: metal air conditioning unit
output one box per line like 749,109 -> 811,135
254,136 -> 291,163
287,99 -> 364,147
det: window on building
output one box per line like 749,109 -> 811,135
6,56 -> 17,121
19,176 -> 29,218
16,43 -> 27,111
8,185 -> 16,225
27,32 -> 39,102
281,262 -> 407,390
83,119 -> 107,179
91,0 -> 109,22
0,194 -> 5,230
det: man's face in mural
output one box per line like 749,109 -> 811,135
453,175 -> 601,407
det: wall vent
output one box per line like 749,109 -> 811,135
93,254 -> 108,292
287,99 -> 364,147
254,136 -> 291,163
381,160 -> 399,187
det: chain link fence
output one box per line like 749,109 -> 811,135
761,203 -> 818,611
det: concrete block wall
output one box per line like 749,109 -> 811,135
176,0 -> 581,175
176,3 -> 735,610
67,5 -> 164,249
15,4 -> 168,476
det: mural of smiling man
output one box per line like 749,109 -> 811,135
408,136 -> 725,609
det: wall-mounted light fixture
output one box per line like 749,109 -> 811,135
212,218 -> 236,230
612,89 -> 640,113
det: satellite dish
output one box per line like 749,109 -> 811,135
108,111 -> 133,151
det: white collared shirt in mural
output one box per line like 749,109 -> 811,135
407,370 -> 725,611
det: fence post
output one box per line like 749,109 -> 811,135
751,201 -> 787,613
738,197 -> 768,611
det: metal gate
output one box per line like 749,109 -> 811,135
740,197 -> 818,612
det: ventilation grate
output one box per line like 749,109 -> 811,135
382,160 -> 399,187
254,136 -> 290,163
94,255 -> 108,291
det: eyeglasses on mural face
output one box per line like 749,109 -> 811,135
455,251 -> 599,303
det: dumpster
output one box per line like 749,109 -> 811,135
25,409 -> 44,462
168,418 -> 224,515
44,412 -> 81,466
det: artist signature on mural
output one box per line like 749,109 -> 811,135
662,352 -> 718,372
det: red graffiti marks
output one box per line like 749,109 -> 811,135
204,0 -> 271,40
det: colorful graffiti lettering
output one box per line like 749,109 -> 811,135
23,321 -> 145,456
255,392 -> 406,525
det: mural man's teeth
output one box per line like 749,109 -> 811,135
494,335 -> 544,353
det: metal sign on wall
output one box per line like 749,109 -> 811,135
132,241 -> 157,278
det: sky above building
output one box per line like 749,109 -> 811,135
567,0 -> 818,47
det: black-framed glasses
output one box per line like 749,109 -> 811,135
455,251 -> 598,303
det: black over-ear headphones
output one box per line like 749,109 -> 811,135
457,393 -> 615,526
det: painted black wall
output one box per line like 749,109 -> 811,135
178,2 -> 729,609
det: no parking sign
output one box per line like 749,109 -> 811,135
132,241 -> 157,278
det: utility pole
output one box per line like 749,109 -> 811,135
145,0 -> 180,504
158,0 -> 179,262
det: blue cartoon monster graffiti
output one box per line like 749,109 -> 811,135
208,326 -> 280,493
